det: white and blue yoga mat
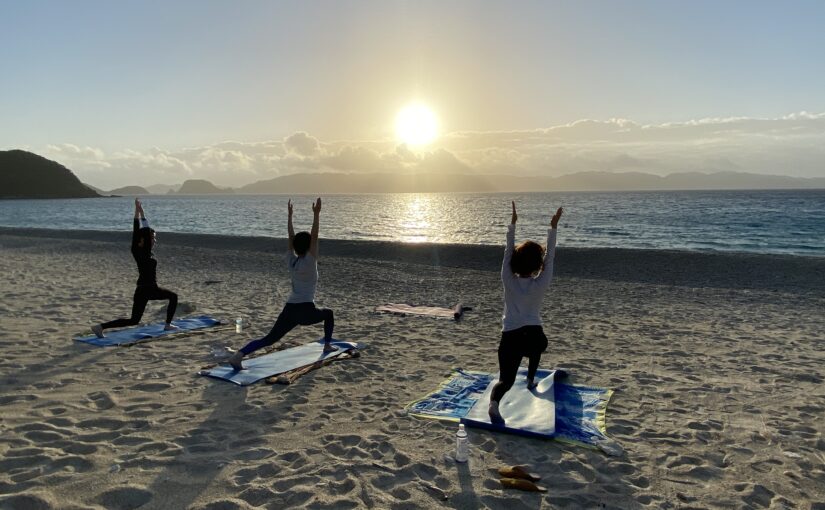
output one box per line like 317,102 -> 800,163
463,368 -> 559,437
74,315 -> 222,347
200,340 -> 359,386
408,368 -> 614,448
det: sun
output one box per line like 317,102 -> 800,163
395,103 -> 438,146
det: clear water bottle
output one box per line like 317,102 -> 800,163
235,318 -> 243,333
455,423 -> 469,463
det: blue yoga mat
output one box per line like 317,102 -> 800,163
74,315 -> 222,347
408,369 -> 613,447
200,340 -> 359,386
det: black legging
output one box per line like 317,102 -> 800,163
240,302 -> 334,355
490,325 -> 548,403
101,285 -> 178,329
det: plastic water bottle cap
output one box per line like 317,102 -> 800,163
458,424 -> 465,432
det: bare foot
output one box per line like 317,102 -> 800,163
322,342 -> 338,353
488,401 -> 505,425
163,323 -> 179,331
226,351 -> 245,371
91,324 -> 105,338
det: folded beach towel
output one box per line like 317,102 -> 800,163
376,303 -> 470,320
199,340 -> 359,386
74,315 -> 222,347
407,368 -> 613,448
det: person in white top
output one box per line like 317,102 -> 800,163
227,198 -> 336,370
488,201 -> 563,425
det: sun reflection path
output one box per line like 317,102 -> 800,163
398,194 -> 434,243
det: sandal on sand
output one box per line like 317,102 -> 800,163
500,477 -> 547,492
498,465 -> 541,482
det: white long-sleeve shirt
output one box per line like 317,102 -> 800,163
286,251 -> 318,303
501,224 -> 557,332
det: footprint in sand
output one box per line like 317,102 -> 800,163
123,402 -> 163,418
236,448 -> 277,461
0,394 -> 37,405
0,492 -> 59,509
50,456 -> 94,473
77,418 -> 128,431
749,458 -> 783,473
130,382 -> 172,392
59,442 -> 98,455
195,499 -> 251,510
739,484 -> 776,508
23,430 -> 65,442
96,486 -> 153,510
86,391 -> 117,410
231,463 -> 283,486
237,487 -> 278,507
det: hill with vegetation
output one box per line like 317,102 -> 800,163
0,150 -> 100,199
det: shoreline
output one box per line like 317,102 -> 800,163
3,226 -> 824,295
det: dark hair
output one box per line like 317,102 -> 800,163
293,231 -> 311,256
510,240 -> 545,277
138,227 -> 155,249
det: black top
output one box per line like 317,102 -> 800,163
131,218 -> 157,286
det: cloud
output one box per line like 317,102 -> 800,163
43,112 -> 825,189
283,132 -> 320,156
417,148 -> 472,174
45,143 -> 110,170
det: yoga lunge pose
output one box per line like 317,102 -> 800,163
91,199 -> 178,338
226,198 -> 336,370
488,201 -> 563,425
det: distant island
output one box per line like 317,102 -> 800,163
0,150 -> 100,199
146,183 -> 180,194
108,185 -> 150,196
3,149 -> 824,197
173,179 -> 234,194
236,170 -> 825,194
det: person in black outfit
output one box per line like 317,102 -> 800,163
91,199 -> 179,338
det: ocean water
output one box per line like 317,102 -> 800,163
1,190 -> 823,256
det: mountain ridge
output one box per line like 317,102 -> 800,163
236,170 -> 825,194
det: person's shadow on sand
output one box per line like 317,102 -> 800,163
142,380 -> 249,509
141,363 -> 329,509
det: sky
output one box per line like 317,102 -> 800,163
2,0 -> 825,188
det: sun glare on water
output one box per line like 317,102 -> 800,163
395,103 -> 438,146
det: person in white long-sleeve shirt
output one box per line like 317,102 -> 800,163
489,201 -> 563,425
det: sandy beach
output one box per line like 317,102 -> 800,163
1,227 -> 824,509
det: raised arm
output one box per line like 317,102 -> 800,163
309,197 -> 321,258
135,198 -> 149,226
501,201 -> 517,281
132,199 -> 145,248
287,199 -> 295,253
536,207 -> 563,286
